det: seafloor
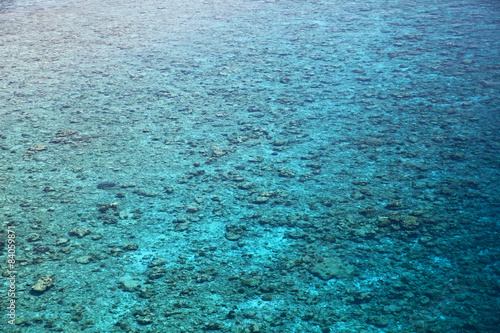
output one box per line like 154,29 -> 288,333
0,0 -> 499,332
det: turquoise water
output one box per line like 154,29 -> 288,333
1,0 -> 499,332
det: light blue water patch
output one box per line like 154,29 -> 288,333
1,0 -> 499,332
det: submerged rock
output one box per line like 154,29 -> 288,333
97,181 -> 116,189
32,275 -> 55,292
308,258 -> 355,281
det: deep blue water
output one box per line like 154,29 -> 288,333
1,0 -> 499,332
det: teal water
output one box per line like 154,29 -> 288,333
1,0 -> 499,332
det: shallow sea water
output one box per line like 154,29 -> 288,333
1,0 -> 499,332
